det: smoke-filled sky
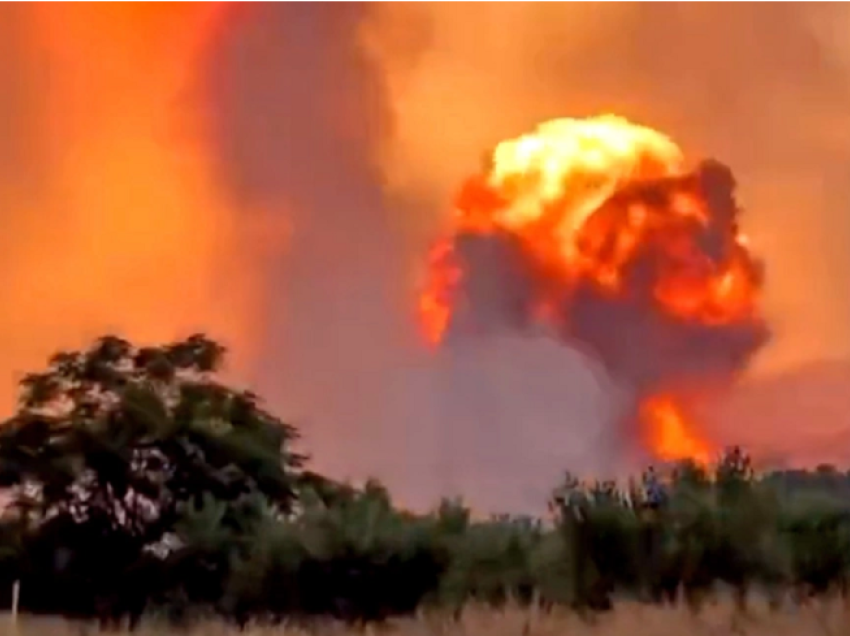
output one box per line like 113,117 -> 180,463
3,3 -> 850,512
0,3 -> 286,403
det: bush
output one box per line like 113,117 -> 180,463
3,444 -> 850,627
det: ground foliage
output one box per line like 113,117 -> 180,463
0,336 -> 848,629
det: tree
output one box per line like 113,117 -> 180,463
0,333 -> 304,619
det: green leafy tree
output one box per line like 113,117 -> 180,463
0,334 -> 304,618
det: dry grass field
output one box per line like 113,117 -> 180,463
0,600 -> 847,636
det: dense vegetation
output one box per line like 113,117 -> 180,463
0,335 -> 848,629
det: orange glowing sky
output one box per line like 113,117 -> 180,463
0,4 -> 285,413
3,4 -> 850,508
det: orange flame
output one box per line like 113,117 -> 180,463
419,114 -> 762,462
420,115 -> 758,344
640,395 -> 712,465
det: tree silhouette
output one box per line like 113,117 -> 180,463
0,333 -> 304,621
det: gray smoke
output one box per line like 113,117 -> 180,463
438,158 -> 770,470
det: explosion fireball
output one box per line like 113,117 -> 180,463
418,114 -> 769,464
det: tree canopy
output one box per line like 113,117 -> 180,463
0,334 -> 304,620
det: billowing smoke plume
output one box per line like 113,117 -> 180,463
566,161 -> 767,392
361,4 -> 850,375
420,116 -> 769,468
354,4 -> 850,508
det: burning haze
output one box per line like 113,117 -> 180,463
2,4 -> 850,513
